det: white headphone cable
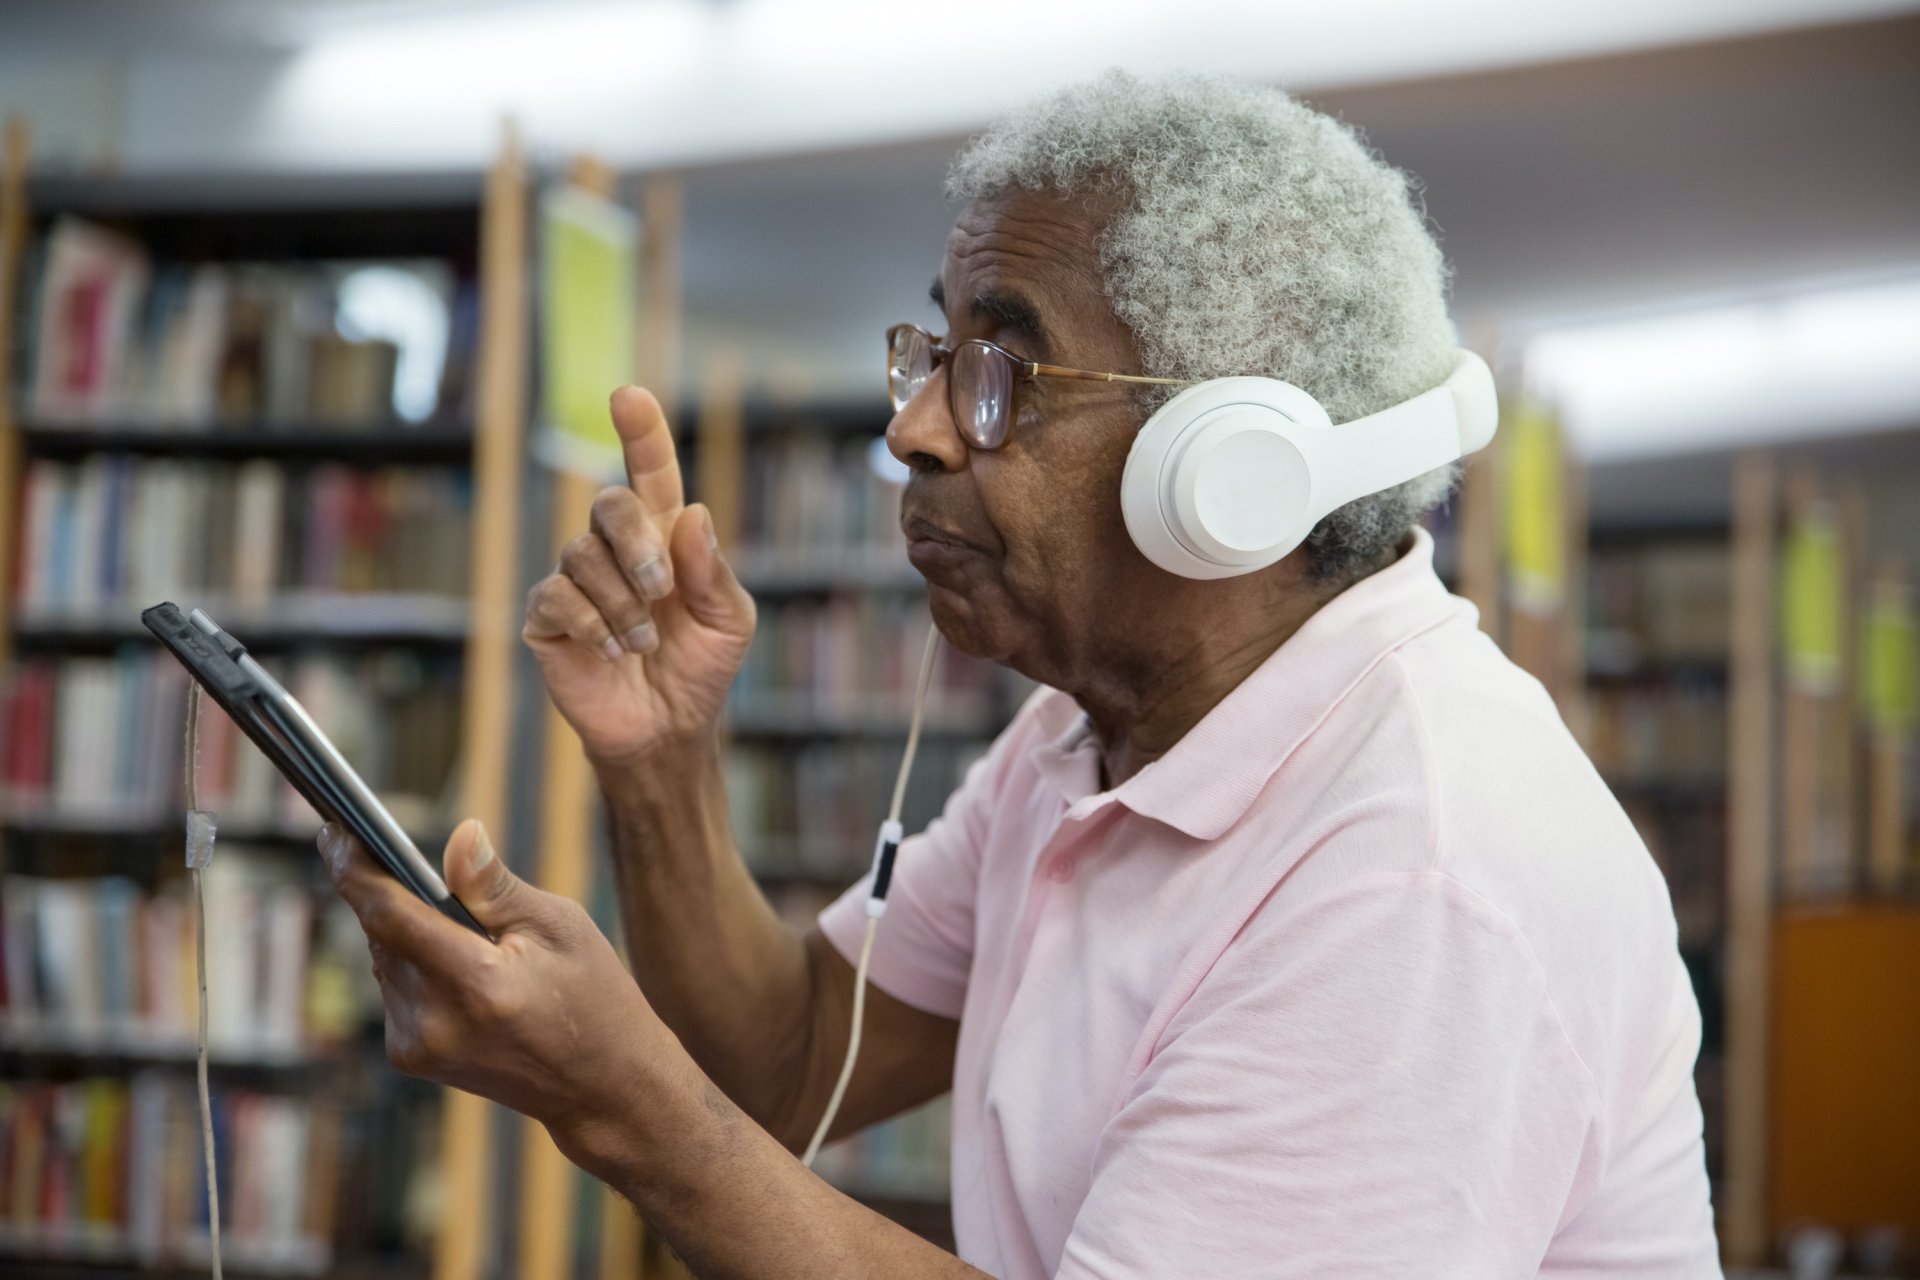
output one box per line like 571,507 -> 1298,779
183,684 -> 224,1280
801,621 -> 941,1167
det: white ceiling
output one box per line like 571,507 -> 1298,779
671,15 -> 1920,404
6,0 -> 1918,172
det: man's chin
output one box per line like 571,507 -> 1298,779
923,583 -> 997,663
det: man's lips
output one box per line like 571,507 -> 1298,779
902,515 -> 985,574
902,515 -> 976,552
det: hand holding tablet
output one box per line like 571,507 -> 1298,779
141,602 -> 490,939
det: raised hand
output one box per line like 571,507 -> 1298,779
522,386 -> 756,767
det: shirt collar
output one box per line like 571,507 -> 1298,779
1029,527 -> 1473,841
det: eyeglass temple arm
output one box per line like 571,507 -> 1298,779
1026,361 -> 1195,388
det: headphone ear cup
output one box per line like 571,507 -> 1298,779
1122,378 -> 1325,580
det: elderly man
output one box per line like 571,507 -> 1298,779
319,72 -> 1721,1277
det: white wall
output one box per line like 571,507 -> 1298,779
0,54 -> 124,170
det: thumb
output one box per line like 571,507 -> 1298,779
442,820 -> 545,935
669,503 -> 754,635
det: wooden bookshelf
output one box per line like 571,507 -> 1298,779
16,421 -> 476,464
1586,443 -> 1920,1267
0,122 -> 534,1280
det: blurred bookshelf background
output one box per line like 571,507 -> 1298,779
2,2 -> 1919,1278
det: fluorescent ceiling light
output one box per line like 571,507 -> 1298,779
244,0 -> 1916,170
1523,272 -> 1920,462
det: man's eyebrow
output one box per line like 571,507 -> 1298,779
971,288 -> 1049,358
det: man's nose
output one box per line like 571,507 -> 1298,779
886,368 -> 969,474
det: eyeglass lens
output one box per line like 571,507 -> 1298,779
951,343 -> 1013,450
888,327 -> 1015,450
889,326 -> 933,412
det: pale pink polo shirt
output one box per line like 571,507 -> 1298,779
820,528 -> 1720,1278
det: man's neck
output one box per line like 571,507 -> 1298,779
1067,577 -> 1345,791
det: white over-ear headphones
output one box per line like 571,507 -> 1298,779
1121,350 -> 1499,580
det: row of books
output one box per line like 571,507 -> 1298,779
729,597 -> 1000,724
738,432 -> 903,558
1,650 -> 462,833
20,216 -> 465,427
2,862 -> 375,1058
1587,684 -> 1729,787
1586,542 -> 1731,670
0,1075 -> 336,1274
13,456 -> 474,614
728,740 -> 986,881
812,1095 -> 952,1203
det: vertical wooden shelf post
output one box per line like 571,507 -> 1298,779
0,117 -> 31,675
1457,442 -> 1502,645
516,152 -> 622,1280
438,121 -> 531,1280
1778,467 -> 1825,896
1560,452 -> 1590,743
1866,561 -> 1911,895
621,171 -> 692,1280
638,177 -> 685,412
697,351 -> 747,551
1723,450 -> 1778,1266
512,161 -> 690,1280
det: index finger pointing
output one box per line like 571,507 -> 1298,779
609,386 -> 684,519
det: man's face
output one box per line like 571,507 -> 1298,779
889,189 -> 1157,680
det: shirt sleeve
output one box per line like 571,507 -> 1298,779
1054,870 -> 1603,1280
816,699 -> 1043,1021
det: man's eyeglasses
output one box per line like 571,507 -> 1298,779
886,323 -> 1194,451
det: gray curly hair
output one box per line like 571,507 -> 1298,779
948,70 -> 1460,585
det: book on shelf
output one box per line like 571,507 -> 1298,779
1586,540 -> 1731,672
730,595 -> 999,726
11,454 -> 473,618
0,1074 -> 339,1274
1,649 -> 463,836
0,856 -> 379,1058
739,432 -> 903,561
728,740 -> 986,882
19,216 -> 466,430
1586,684 -> 1729,788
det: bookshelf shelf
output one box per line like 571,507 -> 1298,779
1601,775 -> 1730,804
17,421 -> 476,464
1,807 -> 449,850
1584,659 -> 1730,686
725,699 -> 996,738
27,170 -> 488,217
0,1236 -> 330,1279
675,403 -> 886,439
730,549 -> 924,594
10,594 -> 472,648
0,1256 -> 422,1280
0,1036 -> 363,1079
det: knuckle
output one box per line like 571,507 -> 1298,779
558,533 -> 602,574
467,978 -> 525,1027
542,898 -> 596,950
591,486 -> 637,526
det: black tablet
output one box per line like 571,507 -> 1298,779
141,602 -> 490,939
